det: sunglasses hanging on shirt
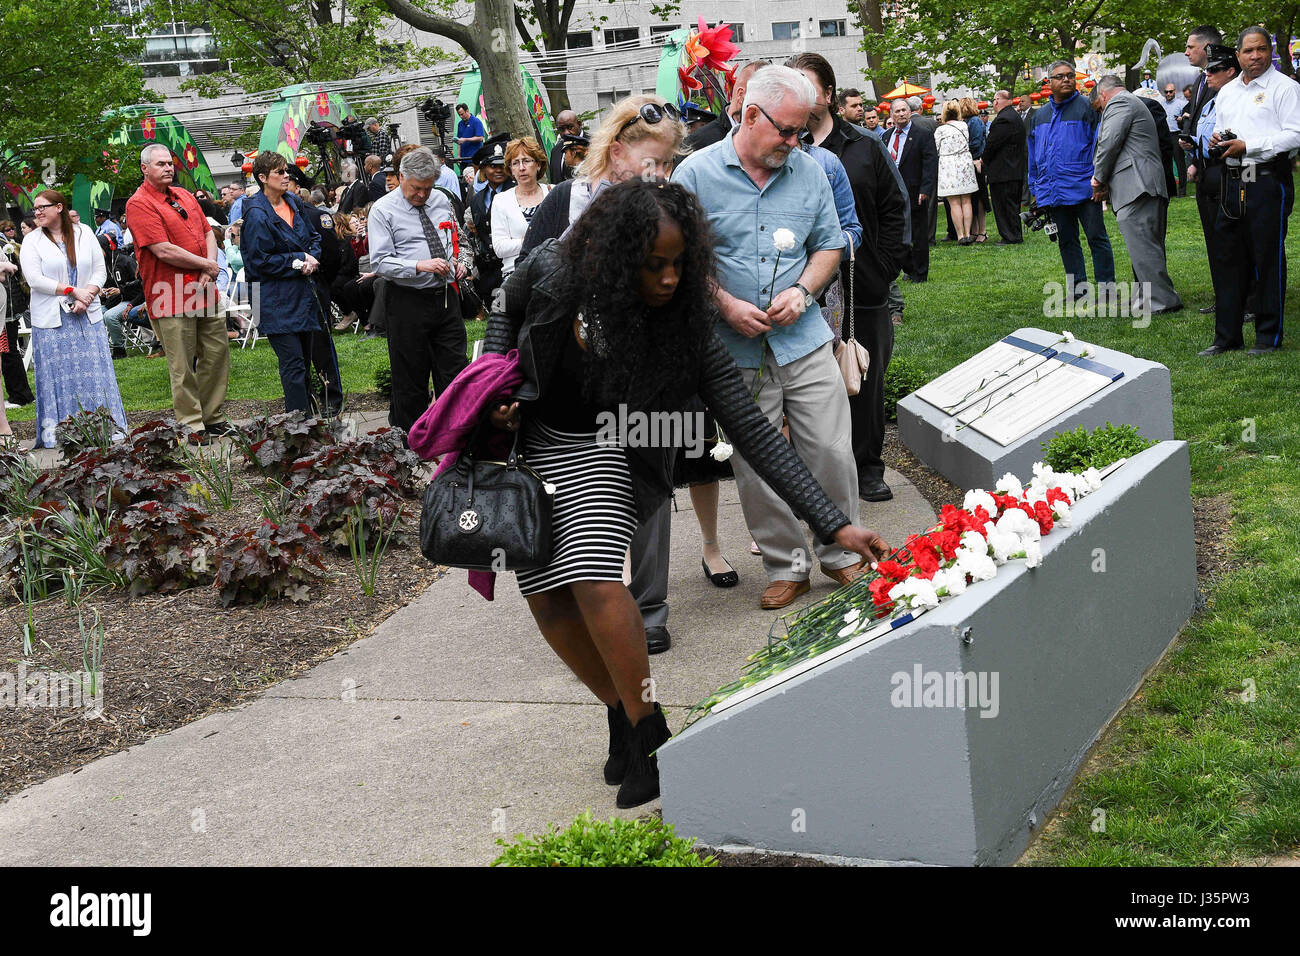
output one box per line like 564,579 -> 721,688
166,196 -> 189,220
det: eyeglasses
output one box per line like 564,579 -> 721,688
756,104 -> 802,141
1049,73 -> 1075,81
616,102 -> 681,138
1164,88 -> 1176,94
32,203 -> 58,212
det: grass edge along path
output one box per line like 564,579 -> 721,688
901,198 -> 1300,866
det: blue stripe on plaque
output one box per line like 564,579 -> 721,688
1052,352 -> 1124,380
1002,334 -> 1059,358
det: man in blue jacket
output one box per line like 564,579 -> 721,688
1027,60 -> 1115,297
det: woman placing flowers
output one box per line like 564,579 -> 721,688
483,180 -> 889,808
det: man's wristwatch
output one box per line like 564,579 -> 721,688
793,282 -> 815,310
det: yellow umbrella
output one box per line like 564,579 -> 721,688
882,82 -> 931,99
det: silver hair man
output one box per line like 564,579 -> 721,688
743,64 -> 816,112
399,146 -> 439,182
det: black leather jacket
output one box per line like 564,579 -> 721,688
482,240 -> 851,541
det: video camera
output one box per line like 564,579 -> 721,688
421,98 -> 453,126
1021,200 -> 1058,242
303,121 -> 335,148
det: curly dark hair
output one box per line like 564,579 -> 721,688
559,178 -> 717,410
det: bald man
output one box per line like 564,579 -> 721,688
548,110 -> 583,183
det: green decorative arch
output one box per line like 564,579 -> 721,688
258,84 -> 358,185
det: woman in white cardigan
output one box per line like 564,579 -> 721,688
491,137 -> 552,277
18,189 -> 127,448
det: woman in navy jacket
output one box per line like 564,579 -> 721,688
241,152 -> 330,414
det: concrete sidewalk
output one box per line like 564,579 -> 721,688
0,474 -> 933,866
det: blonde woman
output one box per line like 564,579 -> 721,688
491,137 -> 552,276
935,100 -> 978,244
18,189 -> 127,447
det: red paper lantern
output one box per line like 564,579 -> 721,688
1012,96 -> 1022,105
1084,78 -> 1096,89
922,94 -> 935,108
240,161 -> 253,174
294,155 -> 310,169
977,100 -> 989,109
879,103 -> 890,113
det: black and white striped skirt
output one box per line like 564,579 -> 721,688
515,421 -> 639,597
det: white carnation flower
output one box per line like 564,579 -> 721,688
711,441 -> 734,462
939,568 -> 969,595
1022,539 -> 1043,569
962,489 -> 997,516
958,530 -> 987,554
994,472 -> 1024,498
772,227 -> 798,253
1082,467 -> 1103,493
843,607 -> 861,624
1053,501 -> 1072,527
1061,330 -> 1075,342
957,549 -> 998,581
889,577 -> 940,610
985,527 -> 1019,564
996,508 -> 1039,539
1032,461 -> 1055,484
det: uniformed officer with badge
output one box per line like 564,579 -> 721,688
1201,27 -> 1300,356
465,133 -> 514,310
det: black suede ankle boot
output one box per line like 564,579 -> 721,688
615,703 -> 672,809
604,702 -> 634,785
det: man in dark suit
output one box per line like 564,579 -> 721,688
883,98 -> 937,281
983,90 -> 1028,244
1180,27 -> 1224,149
547,110 -> 584,183
681,60 -> 770,153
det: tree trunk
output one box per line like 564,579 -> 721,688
538,53 -> 570,115
385,0 -> 532,140
860,0 -> 884,76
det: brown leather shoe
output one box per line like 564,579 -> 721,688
822,561 -> 866,587
760,579 -> 810,610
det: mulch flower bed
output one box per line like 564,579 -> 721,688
0,408 -> 441,800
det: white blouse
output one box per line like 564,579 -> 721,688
491,183 -> 552,275
19,222 -> 107,328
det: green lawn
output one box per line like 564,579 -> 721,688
4,318 -> 488,421
906,198 -> 1300,866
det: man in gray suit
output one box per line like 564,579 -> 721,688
1089,76 -> 1183,315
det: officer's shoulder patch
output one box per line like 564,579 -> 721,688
320,214 -> 334,230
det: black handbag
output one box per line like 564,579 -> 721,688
419,428 -> 554,571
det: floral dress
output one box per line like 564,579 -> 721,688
935,121 -> 978,198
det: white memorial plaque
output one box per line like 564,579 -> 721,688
916,335 -> 1122,447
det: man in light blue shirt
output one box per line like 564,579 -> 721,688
673,65 -> 863,610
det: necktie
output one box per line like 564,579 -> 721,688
416,204 -> 449,283
890,130 -> 901,161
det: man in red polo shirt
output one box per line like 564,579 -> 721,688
125,144 -> 230,438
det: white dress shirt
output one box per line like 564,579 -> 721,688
367,186 -> 458,290
1214,66 -> 1300,164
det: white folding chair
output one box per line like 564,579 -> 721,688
227,268 -> 259,349
16,311 -> 33,371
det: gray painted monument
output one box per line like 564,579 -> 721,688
660,441 -> 1196,866
897,328 -> 1174,491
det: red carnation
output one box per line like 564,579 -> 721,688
967,505 -> 991,535
1033,500 -> 1055,535
935,529 -> 962,561
991,492 -> 1019,514
939,504 -> 964,533
875,559 -> 911,582
870,575 -> 894,608
1047,487 -> 1072,507
906,534 -> 941,575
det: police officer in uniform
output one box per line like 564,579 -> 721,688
466,133 -> 514,310
1182,45 -> 1237,319
1201,27 -> 1300,356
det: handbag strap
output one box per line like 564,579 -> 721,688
846,241 -> 856,342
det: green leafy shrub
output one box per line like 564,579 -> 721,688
211,520 -> 327,607
287,467 -> 405,549
374,365 -> 392,399
0,448 -> 42,518
98,502 -> 218,596
0,500 -> 127,598
884,354 -> 929,422
1043,422 -> 1156,474
492,811 -> 715,867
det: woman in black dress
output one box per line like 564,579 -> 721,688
482,180 -> 889,808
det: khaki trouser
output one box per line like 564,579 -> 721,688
731,341 -> 861,582
152,310 -> 230,430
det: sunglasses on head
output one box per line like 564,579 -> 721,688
617,102 -> 681,138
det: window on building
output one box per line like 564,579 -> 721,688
597,89 -> 633,113
604,27 -> 640,47
728,24 -> 745,43
566,31 -> 594,49
771,22 -> 800,41
649,25 -> 680,45
819,20 -> 847,38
